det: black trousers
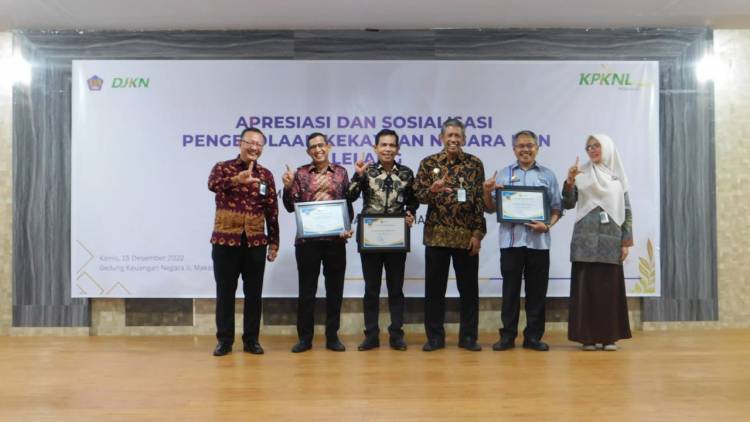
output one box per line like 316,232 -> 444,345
212,241 -> 267,346
295,241 -> 346,342
499,247 -> 550,341
424,246 -> 479,343
360,251 -> 406,340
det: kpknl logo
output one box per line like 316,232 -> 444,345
578,64 -> 651,90
87,75 -> 104,91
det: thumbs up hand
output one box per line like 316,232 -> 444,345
430,171 -> 452,194
282,164 -> 295,188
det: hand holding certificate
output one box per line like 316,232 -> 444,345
496,186 -> 550,224
294,200 -> 351,238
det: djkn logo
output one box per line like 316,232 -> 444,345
111,77 -> 150,88
87,75 -> 104,91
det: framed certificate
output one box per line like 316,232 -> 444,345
294,199 -> 351,239
357,214 -> 410,252
496,186 -> 550,224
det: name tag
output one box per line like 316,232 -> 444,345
599,211 -> 609,224
457,188 -> 467,203
259,183 -> 267,196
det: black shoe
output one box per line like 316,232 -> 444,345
357,336 -> 380,351
326,338 -> 346,352
243,341 -> 264,355
522,338 -> 550,351
213,343 -> 232,356
291,340 -> 312,353
458,338 -> 482,352
492,337 -> 515,351
389,337 -> 408,351
422,339 -> 445,352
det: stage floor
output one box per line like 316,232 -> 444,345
1,330 -> 748,421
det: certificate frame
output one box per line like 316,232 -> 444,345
294,199 -> 351,239
496,186 -> 550,224
357,214 -> 410,253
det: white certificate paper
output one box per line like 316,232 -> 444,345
362,217 -> 406,248
299,203 -> 345,235
501,191 -> 545,221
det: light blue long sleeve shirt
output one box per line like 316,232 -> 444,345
489,161 -> 562,250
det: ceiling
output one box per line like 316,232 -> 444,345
1,0 -> 750,31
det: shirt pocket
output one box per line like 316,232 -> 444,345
536,175 -> 550,188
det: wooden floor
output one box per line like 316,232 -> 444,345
1,330 -> 749,421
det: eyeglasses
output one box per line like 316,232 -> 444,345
513,130 -> 538,150
585,144 -> 601,152
308,143 -> 327,150
241,140 -> 264,148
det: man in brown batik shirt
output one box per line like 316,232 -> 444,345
413,118 -> 486,352
208,127 -> 279,357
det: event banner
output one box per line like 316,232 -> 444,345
71,60 -> 660,298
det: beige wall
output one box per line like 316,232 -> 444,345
714,30 -> 750,326
0,32 -> 13,335
1,30 -> 748,336
643,30 -> 750,330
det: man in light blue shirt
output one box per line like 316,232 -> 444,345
483,130 -> 562,352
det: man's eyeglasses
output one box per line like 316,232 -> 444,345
241,140 -> 264,148
308,143 -> 327,150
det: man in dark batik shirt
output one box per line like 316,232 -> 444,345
413,118 -> 486,352
282,132 -> 353,353
347,129 -> 419,352
208,127 -> 279,357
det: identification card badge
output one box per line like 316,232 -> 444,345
599,211 -> 609,224
457,188 -> 467,203
259,183 -> 267,196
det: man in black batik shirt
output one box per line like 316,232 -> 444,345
347,129 -> 419,351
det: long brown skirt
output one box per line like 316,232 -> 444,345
568,261 -> 632,344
